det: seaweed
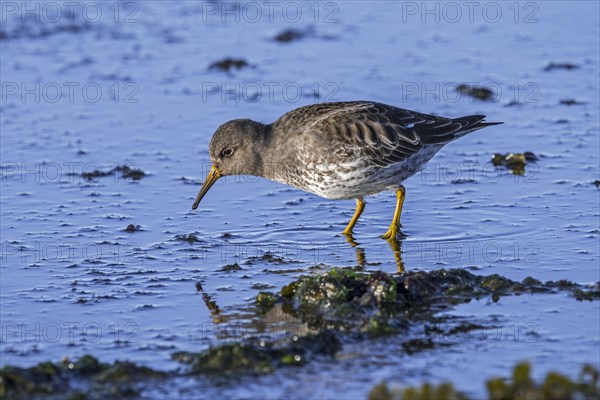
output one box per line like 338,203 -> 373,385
491,152 -> 538,175
367,363 -> 599,400
456,84 -> 495,101
0,356 -> 165,399
208,58 -> 250,72
259,268 -> 598,333
82,165 -> 147,181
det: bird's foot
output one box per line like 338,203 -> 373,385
381,224 -> 404,240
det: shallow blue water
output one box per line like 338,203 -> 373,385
1,1 -> 599,397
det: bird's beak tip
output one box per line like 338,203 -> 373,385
191,166 -> 221,210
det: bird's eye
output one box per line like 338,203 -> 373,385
220,148 -> 234,158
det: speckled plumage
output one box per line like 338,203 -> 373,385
206,101 -> 500,199
194,101 -> 501,236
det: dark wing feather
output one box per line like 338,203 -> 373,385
307,101 -> 494,167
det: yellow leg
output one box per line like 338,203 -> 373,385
343,198 -> 365,235
381,186 -> 406,240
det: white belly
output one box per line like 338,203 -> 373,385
273,146 -> 442,200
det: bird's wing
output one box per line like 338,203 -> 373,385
308,101 -> 486,167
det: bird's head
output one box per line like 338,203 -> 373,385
192,119 -> 266,210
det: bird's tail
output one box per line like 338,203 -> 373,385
419,115 -> 502,145
454,115 -> 503,137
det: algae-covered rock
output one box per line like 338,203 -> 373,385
486,362 -> 599,400
95,361 -> 166,383
2,269 -> 598,395
255,291 -> 276,313
0,355 -> 165,399
456,84 -> 495,101
481,274 -> 515,292
172,330 -> 340,377
573,287 -> 600,301
260,268 -> 599,335
367,381 -> 467,400
368,363 -> 599,400
0,361 -> 64,397
283,269 -> 405,332
491,152 -> 538,175
61,354 -> 108,375
173,343 -> 275,376
276,268 -> 479,332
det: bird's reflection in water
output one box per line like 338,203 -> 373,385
196,235 -> 407,334
343,233 -> 406,272
195,282 -> 224,323
196,282 -> 309,340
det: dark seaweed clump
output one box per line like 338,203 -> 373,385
368,362 -> 599,400
245,252 -> 297,265
274,29 -> 306,43
124,224 -> 141,233
255,291 -> 277,313
172,330 -> 340,378
1,269 -> 598,397
273,27 -> 334,43
174,233 -> 202,243
208,58 -> 250,72
0,355 -> 165,399
491,152 -> 538,175
82,165 -> 146,181
559,99 -> 586,106
456,84 -> 495,101
258,268 -> 599,336
544,62 -> 580,71
0,19 -> 94,41
220,263 -> 242,271
116,166 -> 146,180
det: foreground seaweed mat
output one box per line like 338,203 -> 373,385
367,362 -> 599,400
1,268 -> 598,399
256,268 -> 599,335
0,355 -> 166,399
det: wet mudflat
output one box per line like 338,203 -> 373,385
1,1 -> 599,399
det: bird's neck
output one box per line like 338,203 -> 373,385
240,122 -> 273,177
